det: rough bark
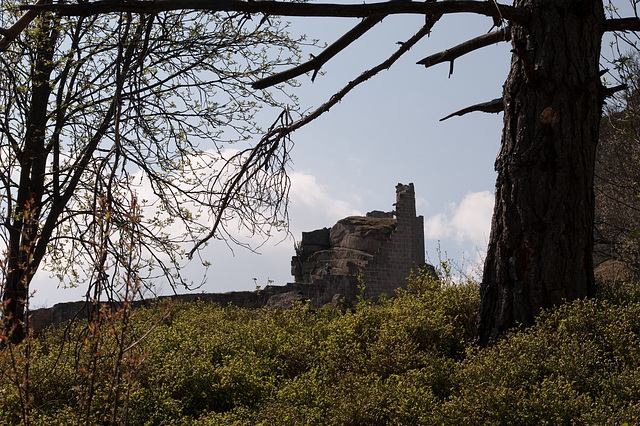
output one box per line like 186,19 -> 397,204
478,0 -> 605,345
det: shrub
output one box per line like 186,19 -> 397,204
437,297 -> 640,424
5,272 -> 640,424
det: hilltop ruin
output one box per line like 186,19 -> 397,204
30,183 -> 433,332
290,183 -> 431,302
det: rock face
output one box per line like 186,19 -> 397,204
293,216 -> 397,283
331,216 -> 396,252
266,291 -> 307,310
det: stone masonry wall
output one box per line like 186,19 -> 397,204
292,183 -> 432,301
362,183 -> 426,298
29,279 -> 360,335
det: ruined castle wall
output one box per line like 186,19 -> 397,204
362,183 -> 426,298
28,184 -> 430,334
289,183 -> 428,301
28,279 -> 360,335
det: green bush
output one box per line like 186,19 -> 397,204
3,272 -> 640,424
436,297 -> 640,425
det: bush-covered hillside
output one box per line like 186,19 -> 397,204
2,271 -> 640,424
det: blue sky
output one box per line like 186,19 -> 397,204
31,10 -> 512,307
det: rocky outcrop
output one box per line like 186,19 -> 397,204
331,216 -> 396,251
292,216 -> 397,283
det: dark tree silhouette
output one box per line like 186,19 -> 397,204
8,0 -> 640,344
0,3 -> 303,344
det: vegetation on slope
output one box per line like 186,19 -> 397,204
1,269 -> 640,424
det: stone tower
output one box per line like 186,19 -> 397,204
360,183 -> 426,297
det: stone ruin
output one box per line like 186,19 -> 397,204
29,183 -> 434,333
287,182 -> 433,304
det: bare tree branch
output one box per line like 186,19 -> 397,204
417,27 -> 510,76
600,83 -> 627,99
604,17 -> 640,32
21,0 -> 531,23
0,0 -> 50,51
192,22 -> 434,255
188,107 -> 293,258
253,15 -> 384,90
440,97 -> 503,121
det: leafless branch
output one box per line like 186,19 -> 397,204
188,108 -> 293,258
417,27 -> 510,75
18,1 -> 638,35
440,97 -> 503,121
604,17 -> 640,32
600,83 -> 627,99
21,0 -> 531,24
192,23 -> 433,255
253,15 -> 384,90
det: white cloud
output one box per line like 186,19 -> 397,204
288,172 -> 361,233
425,212 -> 451,240
425,191 -> 494,248
415,196 -> 430,211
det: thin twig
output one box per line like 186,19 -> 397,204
122,308 -> 172,353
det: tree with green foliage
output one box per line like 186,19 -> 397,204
0,2 -> 305,344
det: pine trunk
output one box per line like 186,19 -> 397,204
478,0 -> 605,345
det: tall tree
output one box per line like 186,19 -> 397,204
0,2 -> 303,343
11,0 -> 640,344
476,0 -> 605,344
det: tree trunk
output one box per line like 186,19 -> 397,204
477,0 -> 605,345
2,16 -> 56,345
